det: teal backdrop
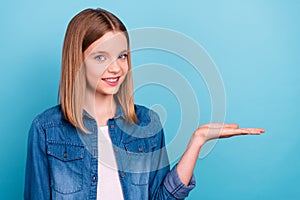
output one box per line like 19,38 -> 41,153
0,0 -> 299,199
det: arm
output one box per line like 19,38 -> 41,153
176,123 -> 265,185
24,117 -> 51,200
149,114 -> 196,200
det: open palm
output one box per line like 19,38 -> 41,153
194,123 -> 265,143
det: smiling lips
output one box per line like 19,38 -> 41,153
102,76 -> 120,86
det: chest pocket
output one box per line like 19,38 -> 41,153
122,137 -> 157,185
123,137 -> 157,154
47,142 -> 84,194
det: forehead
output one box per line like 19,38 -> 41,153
85,31 -> 128,56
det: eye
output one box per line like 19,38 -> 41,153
95,55 -> 105,61
118,53 -> 128,60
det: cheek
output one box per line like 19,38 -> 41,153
85,70 -> 97,88
122,62 -> 129,74
120,63 -> 129,83
85,63 -> 107,88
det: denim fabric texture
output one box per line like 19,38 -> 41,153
24,104 -> 196,199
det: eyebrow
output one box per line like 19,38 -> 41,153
90,50 -> 128,56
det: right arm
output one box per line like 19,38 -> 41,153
24,118 -> 51,200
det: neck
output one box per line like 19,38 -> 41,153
84,90 -> 117,126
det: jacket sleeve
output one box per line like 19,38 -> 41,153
24,117 -> 51,200
149,114 -> 196,200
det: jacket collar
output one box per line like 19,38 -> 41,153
82,103 -> 126,120
114,103 -> 126,119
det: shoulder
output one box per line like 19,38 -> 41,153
134,104 -> 161,124
122,104 -> 164,147
28,105 -> 84,152
133,104 -> 163,138
32,105 -> 67,129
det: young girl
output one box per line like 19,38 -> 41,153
24,8 -> 264,200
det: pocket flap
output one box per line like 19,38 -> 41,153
123,137 -> 157,154
47,142 -> 84,162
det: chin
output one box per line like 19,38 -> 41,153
97,87 -> 121,96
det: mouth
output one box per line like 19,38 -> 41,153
101,76 -> 121,86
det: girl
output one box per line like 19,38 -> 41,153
24,8 -> 264,200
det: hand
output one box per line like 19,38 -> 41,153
176,123 -> 264,185
193,123 -> 265,145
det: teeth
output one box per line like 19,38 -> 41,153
105,78 -> 118,82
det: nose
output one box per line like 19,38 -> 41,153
107,59 -> 121,74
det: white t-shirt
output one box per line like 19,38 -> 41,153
97,126 -> 124,200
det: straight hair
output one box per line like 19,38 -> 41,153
59,8 -> 137,133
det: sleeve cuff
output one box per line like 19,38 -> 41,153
163,164 -> 196,199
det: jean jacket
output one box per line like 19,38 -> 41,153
24,104 -> 196,199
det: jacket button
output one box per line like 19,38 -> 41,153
120,173 -> 125,178
110,124 -> 114,129
138,147 -> 143,152
63,152 -> 67,158
114,147 -> 119,153
93,175 -> 97,181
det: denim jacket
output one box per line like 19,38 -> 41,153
24,104 -> 196,199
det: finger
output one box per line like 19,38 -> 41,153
201,123 -> 239,129
197,127 -> 264,141
231,128 -> 263,135
223,124 -> 239,129
239,128 -> 265,133
219,133 -> 248,138
203,127 -> 242,139
218,128 -> 263,138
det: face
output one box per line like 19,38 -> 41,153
84,31 -> 129,97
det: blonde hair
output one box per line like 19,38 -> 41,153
59,8 -> 137,133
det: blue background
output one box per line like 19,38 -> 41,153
1,0 -> 299,199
